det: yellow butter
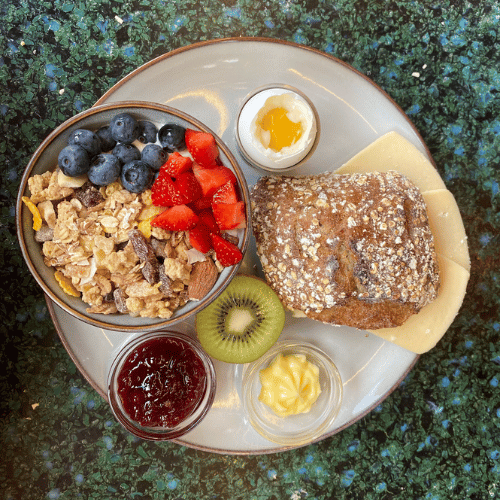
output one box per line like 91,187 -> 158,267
258,353 -> 321,417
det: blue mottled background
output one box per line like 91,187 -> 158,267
1,1 -> 500,499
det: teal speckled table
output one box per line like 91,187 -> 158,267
1,1 -> 500,498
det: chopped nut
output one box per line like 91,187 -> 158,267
187,259 -> 218,301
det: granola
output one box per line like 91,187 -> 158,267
25,167 -> 226,318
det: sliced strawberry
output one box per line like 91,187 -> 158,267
212,201 -> 246,230
197,209 -> 220,234
151,171 -> 201,206
189,223 -> 212,253
185,129 -> 219,168
193,163 -> 237,198
211,233 -> 243,267
173,171 -> 202,205
162,151 -> 193,177
150,204 -> 199,231
151,173 -> 178,206
189,194 -> 213,212
212,180 -> 239,205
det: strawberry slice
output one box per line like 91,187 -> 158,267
150,204 -> 199,231
189,222 -> 212,253
185,129 -> 219,168
212,201 -> 246,230
151,173 -> 178,206
211,233 -> 243,267
173,171 -> 202,205
193,163 -> 237,198
162,151 -> 193,177
189,194 -> 213,212
197,209 -> 220,234
212,180 -> 239,205
151,171 -> 201,206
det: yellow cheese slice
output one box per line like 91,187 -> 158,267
422,189 -> 470,272
368,253 -> 469,353
335,131 -> 447,193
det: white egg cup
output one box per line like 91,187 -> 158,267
235,84 -> 321,173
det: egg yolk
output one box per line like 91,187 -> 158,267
260,107 -> 303,152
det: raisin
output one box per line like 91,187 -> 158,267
222,233 -> 239,246
158,264 -> 173,295
75,181 -> 104,207
113,288 -> 128,313
129,229 -> 155,262
129,229 -> 161,284
142,259 -> 159,285
150,237 -> 168,258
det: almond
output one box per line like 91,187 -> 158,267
187,259 -> 219,301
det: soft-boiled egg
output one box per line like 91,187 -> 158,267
237,87 -> 318,171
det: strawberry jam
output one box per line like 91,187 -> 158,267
117,336 -> 207,428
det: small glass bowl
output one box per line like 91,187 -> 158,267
107,330 -> 216,441
242,341 -> 342,447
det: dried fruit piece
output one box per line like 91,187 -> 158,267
22,196 -> 43,231
128,228 -> 160,284
113,287 -> 128,313
54,270 -> 80,297
75,182 -> 104,208
188,259 -> 219,300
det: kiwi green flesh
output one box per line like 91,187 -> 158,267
196,275 -> 285,364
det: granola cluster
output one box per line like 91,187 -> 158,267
24,168 -> 223,318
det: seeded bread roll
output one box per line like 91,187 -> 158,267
250,170 -> 440,330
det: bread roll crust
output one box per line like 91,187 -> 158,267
250,171 -> 440,330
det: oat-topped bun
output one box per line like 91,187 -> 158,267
250,170 -> 440,330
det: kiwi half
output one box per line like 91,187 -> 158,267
196,275 -> 285,364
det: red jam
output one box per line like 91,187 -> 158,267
117,336 -> 207,428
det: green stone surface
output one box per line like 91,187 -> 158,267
1,1 -> 499,498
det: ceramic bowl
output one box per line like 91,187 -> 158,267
242,341 -> 343,447
16,101 -> 250,332
107,330 -> 216,441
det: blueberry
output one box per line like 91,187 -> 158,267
120,160 -> 154,193
141,144 -> 168,171
112,143 -> 141,164
137,120 -> 158,144
58,145 -> 90,177
158,123 -> 186,151
87,153 -> 121,186
68,129 -> 102,157
96,126 -> 117,152
109,113 -> 140,144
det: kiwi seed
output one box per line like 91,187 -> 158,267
196,275 -> 285,364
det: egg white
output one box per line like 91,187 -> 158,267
237,88 -> 317,170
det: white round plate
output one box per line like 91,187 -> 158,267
47,38 -> 428,454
